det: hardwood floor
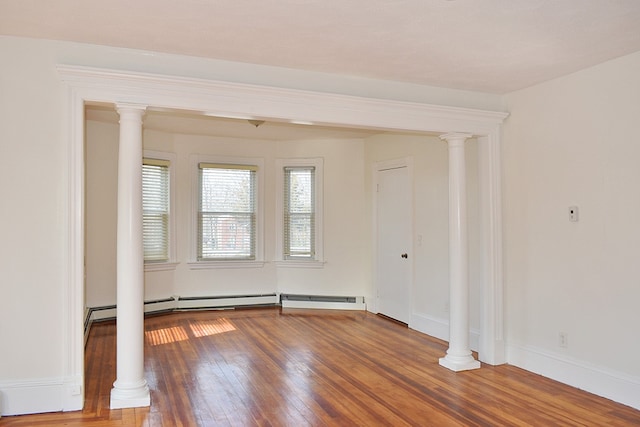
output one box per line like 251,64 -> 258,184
2,307 -> 639,426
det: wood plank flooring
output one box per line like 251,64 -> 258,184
1,307 -> 639,426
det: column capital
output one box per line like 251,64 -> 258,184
115,103 -> 148,115
440,132 -> 473,145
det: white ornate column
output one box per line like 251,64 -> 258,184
439,132 -> 481,372
110,104 -> 150,409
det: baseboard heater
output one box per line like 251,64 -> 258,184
280,294 -> 366,310
84,294 -> 279,345
84,297 -> 178,344
84,304 -> 116,346
84,292 -> 361,344
176,293 -> 278,310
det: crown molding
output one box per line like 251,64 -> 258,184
57,64 -> 508,135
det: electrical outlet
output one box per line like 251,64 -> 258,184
559,332 -> 568,348
444,300 -> 450,312
569,206 -> 579,222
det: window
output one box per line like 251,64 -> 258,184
142,152 -> 177,271
284,166 -> 315,259
277,158 -> 323,266
198,163 -> 258,261
142,155 -> 175,267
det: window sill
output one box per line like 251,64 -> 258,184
187,260 -> 265,270
144,262 -> 179,272
275,260 -> 325,269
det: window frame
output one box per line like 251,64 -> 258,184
275,158 -> 324,268
189,155 -> 264,269
143,150 -> 178,272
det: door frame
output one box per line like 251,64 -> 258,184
372,157 -> 414,322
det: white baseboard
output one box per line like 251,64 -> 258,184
410,312 -> 480,352
0,376 -> 83,416
507,344 -> 640,411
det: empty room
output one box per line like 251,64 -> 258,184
1,0 -> 640,425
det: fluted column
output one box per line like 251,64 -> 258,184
110,104 -> 150,409
439,132 -> 481,372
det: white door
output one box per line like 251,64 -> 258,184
376,164 -> 412,324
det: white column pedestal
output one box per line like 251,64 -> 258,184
110,104 -> 150,409
439,132 -> 481,372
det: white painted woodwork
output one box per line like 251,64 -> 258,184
439,133 -> 481,372
56,64 -> 507,410
110,105 -> 150,409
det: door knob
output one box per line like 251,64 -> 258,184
401,253 -> 408,259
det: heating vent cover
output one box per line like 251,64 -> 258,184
280,294 -> 357,304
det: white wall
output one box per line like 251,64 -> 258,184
85,120 -> 370,305
503,50 -> 640,408
274,139 -> 369,297
363,134 -> 481,344
0,36 -> 70,414
85,120 -> 118,307
85,125 -> 179,306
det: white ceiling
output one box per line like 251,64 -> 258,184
2,0 -> 640,94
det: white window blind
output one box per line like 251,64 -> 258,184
284,166 -> 315,259
198,163 -> 257,260
143,158 -> 170,262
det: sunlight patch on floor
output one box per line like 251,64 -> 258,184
190,318 -> 236,337
145,326 -> 189,345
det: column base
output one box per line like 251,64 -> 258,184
439,355 -> 481,372
110,380 -> 150,409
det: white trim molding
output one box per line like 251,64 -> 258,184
508,344 -> 640,411
61,79 -> 86,415
0,377 -> 82,416
411,312 -> 480,353
477,133 -> 506,365
275,157 -> 324,264
57,64 -> 508,413
274,260 -> 326,269
56,65 -> 508,136
143,149 -> 178,270
188,154 -> 265,266
371,157 -> 415,324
